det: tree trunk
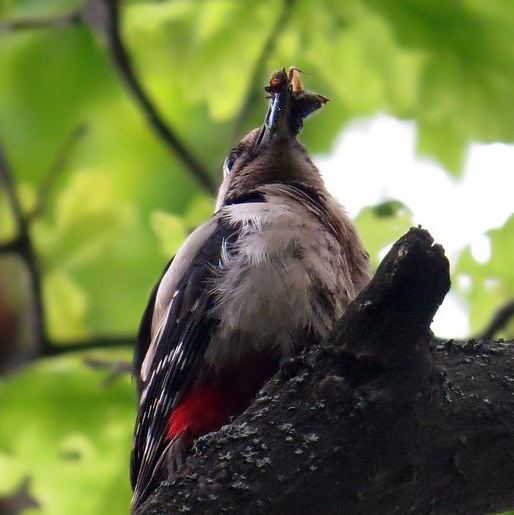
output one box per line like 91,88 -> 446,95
138,228 -> 514,515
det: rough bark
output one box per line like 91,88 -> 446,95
138,228 -> 514,515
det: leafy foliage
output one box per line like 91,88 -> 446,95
355,200 -> 413,269
0,0 -> 513,512
455,214 -> 514,338
0,351 -> 134,514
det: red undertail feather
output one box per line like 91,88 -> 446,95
166,357 -> 279,442
166,384 -> 235,440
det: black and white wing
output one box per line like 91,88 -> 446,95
130,215 -> 235,509
133,257 -> 173,398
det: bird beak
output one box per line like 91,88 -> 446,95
254,68 -> 291,149
253,67 -> 329,151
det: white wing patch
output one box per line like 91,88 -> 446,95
151,218 -> 218,335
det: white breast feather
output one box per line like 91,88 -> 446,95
206,196 -> 355,366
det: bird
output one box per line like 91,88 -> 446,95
130,68 -> 370,511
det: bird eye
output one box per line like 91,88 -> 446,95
223,155 -> 235,175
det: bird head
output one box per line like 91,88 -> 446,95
216,68 -> 329,209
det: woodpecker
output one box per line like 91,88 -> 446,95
130,68 -> 370,510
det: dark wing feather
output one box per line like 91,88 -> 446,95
133,257 -> 173,397
130,218 -> 235,509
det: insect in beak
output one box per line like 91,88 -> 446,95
254,67 -> 329,150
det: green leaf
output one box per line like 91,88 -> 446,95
417,117 -> 468,177
33,170 -> 135,272
0,27 -> 113,183
0,353 -> 134,514
44,270 -> 88,340
0,189 -> 17,242
0,0 -> 82,19
183,194 -> 214,230
454,214 -> 514,336
364,0 -> 514,174
150,209 -> 188,257
355,200 -> 414,269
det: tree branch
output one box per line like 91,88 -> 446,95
232,0 -> 297,141
82,0 -> 216,194
0,1 -> 218,368
1,1 -> 216,194
138,229 -> 514,515
43,335 -> 134,356
0,124 -> 133,365
0,238 -> 23,254
0,137 -> 49,355
0,139 -> 24,226
83,357 -> 132,387
0,10 -> 82,34
480,299 -> 514,340
28,123 -> 88,221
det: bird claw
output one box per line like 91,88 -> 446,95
166,430 -> 192,476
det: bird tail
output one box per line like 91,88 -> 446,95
131,430 -> 192,513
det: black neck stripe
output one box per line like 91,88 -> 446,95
223,191 -> 266,206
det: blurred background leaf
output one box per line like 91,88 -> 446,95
455,214 -> 514,338
0,352 -> 133,514
355,200 -> 413,269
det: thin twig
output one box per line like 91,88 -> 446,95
28,123 -> 88,220
0,238 -> 23,254
83,0 -> 216,194
44,335 -> 135,356
0,137 -> 49,354
83,357 -> 132,386
0,2 -> 218,365
0,10 -> 83,34
84,356 -> 132,371
480,300 -> 514,340
0,141 -> 24,226
2,1 -> 217,193
231,0 -> 297,141
0,125 -> 88,355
